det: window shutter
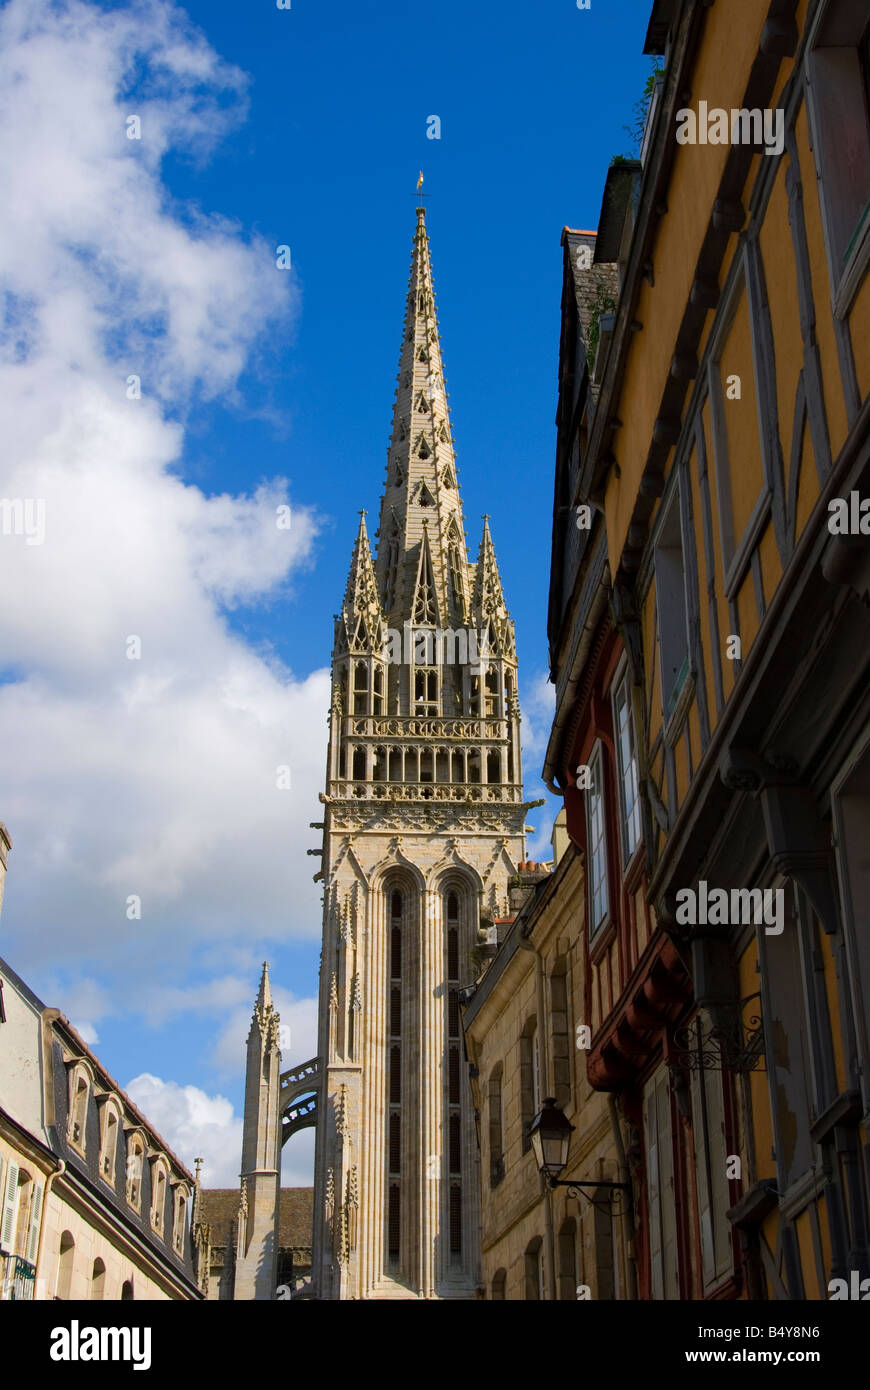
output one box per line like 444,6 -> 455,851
705,1068 -> 732,1280
644,1088 -> 663,1299
690,1061 -> 715,1283
1,1158 -> 19,1253
656,1070 -> 678,1299
26,1183 -> 44,1265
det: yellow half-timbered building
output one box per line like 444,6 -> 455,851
545,0 -> 870,1300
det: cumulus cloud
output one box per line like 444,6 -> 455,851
126,1049 -> 317,1189
0,0 -> 328,1013
125,1073 -> 244,1186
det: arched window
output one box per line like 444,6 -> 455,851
447,892 -> 458,921
558,1218 -> 578,1301
150,1158 -> 168,1236
373,665 -> 384,715
487,750 -> 501,784
550,965 -> 571,1108
524,1236 -> 545,1300
484,665 -> 500,717
91,1258 -> 106,1301
99,1098 -> 122,1185
385,881 -> 409,1271
121,1279 -> 134,1301
520,1019 -> 540,1152
449,1183 -> 462,1256
353,662 -> 368,716
491,1268 -> 507,1300
57,1231 -> 75,1300
173,1186 -> 188,1255
126,1133 -> 145,1210
352,748 -> 366,781
488,1066 -> 505,1187
66,1062 -> 92,1152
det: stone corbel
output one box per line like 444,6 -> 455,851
821,533 -> 870,607
720,745 -> 840,933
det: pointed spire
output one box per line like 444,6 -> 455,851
373,209 -> 471,627
336,511 -> 385,656
256,961 -> 272,1013
472,516 -> 515,658
250,961 -> 281,1052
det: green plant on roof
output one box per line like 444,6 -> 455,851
582,276 -> 617,372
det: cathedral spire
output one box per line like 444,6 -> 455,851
374,208 -> 470,629
336,511 -> 385,658
472,515 -> 515,659
255,960 -> 272,1014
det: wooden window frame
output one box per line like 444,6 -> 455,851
805,0 -> 870,316
586,741 -> 611,940
706,250 -> 774,601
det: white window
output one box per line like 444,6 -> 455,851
0,1158 -> 19,1254
807,5 -> 870,311
26,1182 -> 44,1266
613,671 -> 641,863
644,1067 -> 679,1299
586,744 -> 610,933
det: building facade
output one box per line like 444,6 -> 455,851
463,814 -> 635,1301
310,207 -> 534,1300
0,953 -> 201,1302
544,0 -> 870,1301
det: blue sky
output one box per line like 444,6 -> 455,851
0,0 -> 652,1183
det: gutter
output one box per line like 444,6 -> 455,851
33,1157 -> 65,1299
542,565 -> 610,792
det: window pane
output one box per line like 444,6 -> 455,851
614,677 -> 641,861
587,749 -> 609,929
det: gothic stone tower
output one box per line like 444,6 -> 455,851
234,964 -> 281,1300
312,208 -> 528,1300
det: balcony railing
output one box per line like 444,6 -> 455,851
10,1256 -> 36,1300
329,780 -> 524,804
345,715 -> 508,741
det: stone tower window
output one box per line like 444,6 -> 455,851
386,886 -> 404,1270
353,662 -> 368,716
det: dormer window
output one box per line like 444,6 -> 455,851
126,1133 -> 145,1210
172,1185 -> 189,1255
150,1158 -> 168,1236
66,1062 -> 93,1154
98,1099 -> 122,1186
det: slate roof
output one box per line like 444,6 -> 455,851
200,1187 -> 313,1251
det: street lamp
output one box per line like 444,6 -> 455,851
529,1098 -> 574,1182
529,1098 -> 631,1202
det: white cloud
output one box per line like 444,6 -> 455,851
125,1073 -> 243,1186
0,0 -> 329,999
125,1064 -> 316,1189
